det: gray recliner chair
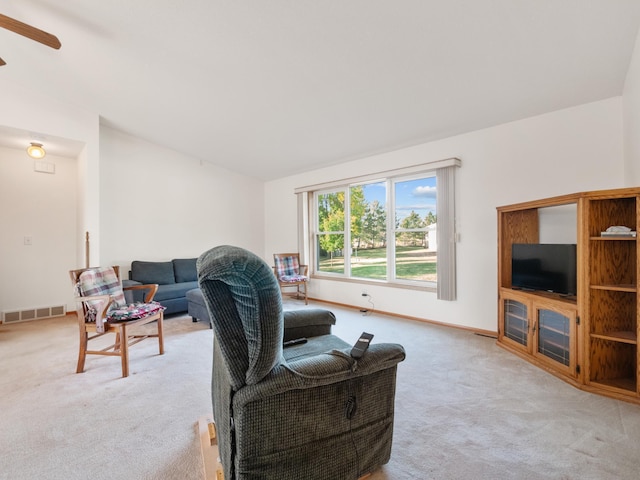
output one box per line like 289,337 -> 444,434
197,245 -> 406,480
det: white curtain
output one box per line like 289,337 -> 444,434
436,164 -> 457,300
297,191 -> 309,265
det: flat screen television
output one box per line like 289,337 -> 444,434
511,243 -> 577,296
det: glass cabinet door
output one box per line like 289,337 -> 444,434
504,298 -> 529,347
536,309 -> 570,365
500,290 -> 532,354
533,304 -> 577,377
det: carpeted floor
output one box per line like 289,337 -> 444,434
2,301 -> 640,479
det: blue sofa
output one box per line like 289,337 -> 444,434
123,258 -> 198,315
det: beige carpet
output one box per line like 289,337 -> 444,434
2,301 -> 640,479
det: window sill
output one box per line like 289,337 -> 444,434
309,274 -> 436,293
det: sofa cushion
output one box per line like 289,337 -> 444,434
107,301 -> 165,322
154,281 -> 199,302
131,261 -> 175,285
173,258 -> 197,283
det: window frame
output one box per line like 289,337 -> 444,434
389,173 -> 438,287
314,187 -> 349,277
297,158 -> 460,299
310,173 -> 440,289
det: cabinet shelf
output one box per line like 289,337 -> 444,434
538,337 -> 568,351
507,324 -> 527,335
590,236 -> 637,241
590,284 -> 637,293
506,312 -> 527,322
539,324 -> 567,336
590,377 -> 637,394
508,288 -> 577,304
590,331 -> 637,345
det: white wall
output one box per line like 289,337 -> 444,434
0,81 -> 101,266
265,98 -> 624,332
0,80 -> 100,315
538,204 -> 577,244
99,126 -> 265,274
0,147 -> 77,314
623,26 -> 640,186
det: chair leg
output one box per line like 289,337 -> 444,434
119,324 -> 130,378
199,415 -> 224,480
157,313 -> 165,355
76,330 -> 88,373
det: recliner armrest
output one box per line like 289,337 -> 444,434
286,343 -> 405,381
283,309 -> 336,341
235,343 -> 406,406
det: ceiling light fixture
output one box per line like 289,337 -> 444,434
27,142 -> 46,159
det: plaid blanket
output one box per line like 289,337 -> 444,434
78,267 -> 126,306
275,255 -> 299,277
77,267 -> 165,330
275,256 -> 308,282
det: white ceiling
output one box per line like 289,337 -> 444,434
1,1 -> 640,180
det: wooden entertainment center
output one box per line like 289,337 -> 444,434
497,186 -> 639,404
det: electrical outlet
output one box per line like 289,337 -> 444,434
24,235 -> 33,246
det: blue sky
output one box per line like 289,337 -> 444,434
360,177 -> 437,221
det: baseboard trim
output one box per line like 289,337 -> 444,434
307,297 -> 498,338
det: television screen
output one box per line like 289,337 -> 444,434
511,243 -> 577,296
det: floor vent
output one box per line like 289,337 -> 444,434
2,305 -> 67,323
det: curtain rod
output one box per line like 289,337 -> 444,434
294,157 -> 460,194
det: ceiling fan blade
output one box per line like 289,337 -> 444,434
0,56 -> 5,66
0,13 -> 61,49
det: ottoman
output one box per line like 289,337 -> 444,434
186,288 -> 212,328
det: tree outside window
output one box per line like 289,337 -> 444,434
317,191 -> 345,273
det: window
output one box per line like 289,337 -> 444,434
393,176 -> 437,283
317,190 -> 346,274
298,158 -> 459,299
315,175 -> 435,285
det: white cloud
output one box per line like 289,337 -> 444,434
413,185 -> 437,198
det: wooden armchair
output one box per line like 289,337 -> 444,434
273,253 -> 308,304
69,266 -> 165,377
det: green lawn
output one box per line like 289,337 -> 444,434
319,246 -> 436,281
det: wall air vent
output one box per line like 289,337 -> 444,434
2,305 -> 66,323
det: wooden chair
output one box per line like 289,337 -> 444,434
273,253 -> 308,304
69,266 -> 165,377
